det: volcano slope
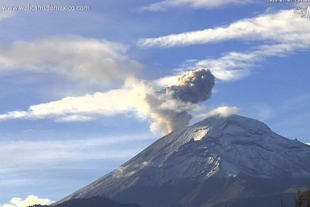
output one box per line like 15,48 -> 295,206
57,115 -> 310,207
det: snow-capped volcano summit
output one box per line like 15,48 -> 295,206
58,115 -> 310,207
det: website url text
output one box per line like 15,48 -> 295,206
1,5 -> 91,11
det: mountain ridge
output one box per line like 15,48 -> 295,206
57,115 -> 310,207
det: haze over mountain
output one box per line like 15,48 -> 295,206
57,115 -> 310,207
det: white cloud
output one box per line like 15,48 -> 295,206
197,106 -> 241,119
0,195 -> 53,207
189,43 -> 305,81
154,75 -> 179,87
55,115 -> 97,122
0,35 -> 142,84
137,9 -> 310,81
138,10 -> 310,48
0,78 -> 148,122
152,42 -> 305,82
140,0 -> 251,11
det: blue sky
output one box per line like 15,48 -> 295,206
0,0 -> 310,206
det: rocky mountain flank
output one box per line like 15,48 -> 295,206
58,115 -> 310,207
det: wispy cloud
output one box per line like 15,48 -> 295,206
254,94 -> 310,140
187,43 -> 305,81
140,0 -> 251,11
140,9 -> 310,81
254,94 -> 310,122
253,104 -> 275,121
0,35 -> 142,84
0,195 -> 53,207
0,134 -> 155,199
155,42 -> 305,81
0,135 -> 154,175
0,11 -> 14,21
138,10 -> 309,48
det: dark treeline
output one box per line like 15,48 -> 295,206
28,196 -> 141,207
281,184 -> 310,207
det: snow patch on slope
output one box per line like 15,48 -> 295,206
193,127 -> 209,141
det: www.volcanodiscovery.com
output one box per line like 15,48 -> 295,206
2,5 -> 91,11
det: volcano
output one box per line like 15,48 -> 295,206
57,115 -> 310,207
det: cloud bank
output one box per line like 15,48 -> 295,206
0,195 -> 53,207
140,0 -> 251,11
0,35 -> 142,84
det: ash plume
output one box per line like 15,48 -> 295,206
0,69 -> 215,135
145,69 -> 215,134
166,69 -> 215,103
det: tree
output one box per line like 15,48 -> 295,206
280,199 -> 287,207
281,184 -> 310,207
295,189 -> 305,207
305,184 -> 310,207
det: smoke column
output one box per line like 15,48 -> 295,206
0,68 -> 215,135
145,69 -> 215,134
